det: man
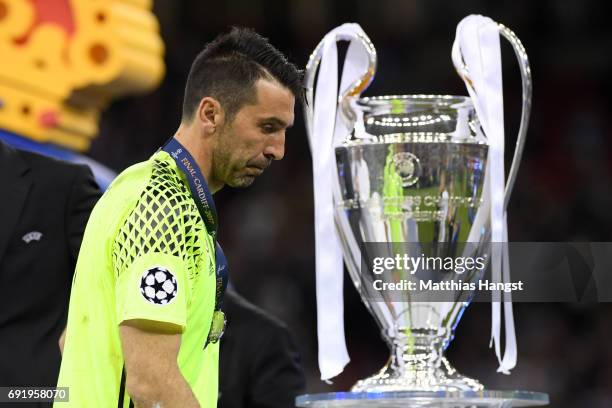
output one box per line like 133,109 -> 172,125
219,288 -> 305,408
56,28 -> 301,407
0,140 -> 100,405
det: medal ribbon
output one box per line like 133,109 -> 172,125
162,138 -> 228,315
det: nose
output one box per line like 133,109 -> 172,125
263,132 -> 285,161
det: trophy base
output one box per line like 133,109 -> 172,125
352,357 -> 483,393
296,390 -> 549,407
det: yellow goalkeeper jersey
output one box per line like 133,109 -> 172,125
55,151 -> 218,407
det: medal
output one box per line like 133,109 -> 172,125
207,310 -> 227,344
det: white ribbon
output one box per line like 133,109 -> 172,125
452,15 -> 517,374
307,23 -> 373,381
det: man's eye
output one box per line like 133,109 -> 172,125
261,125 -> 277,133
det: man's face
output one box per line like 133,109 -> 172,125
212,78 -> 295,188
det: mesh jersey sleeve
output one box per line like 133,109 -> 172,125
112,158 -> 206,329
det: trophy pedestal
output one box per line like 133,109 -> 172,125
351,343 -> 484,393
296,390 -> 549,407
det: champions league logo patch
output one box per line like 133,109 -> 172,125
140,267 -> 178,305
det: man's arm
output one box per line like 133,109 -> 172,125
65,164 -> 101,263
57,165 -> 102,355
119,319 -> 200,408
60,166 -> 100,354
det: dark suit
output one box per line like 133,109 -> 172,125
219,288 -> 306,408
0,141 -> 100,391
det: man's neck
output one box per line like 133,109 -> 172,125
173,125 -> 223,193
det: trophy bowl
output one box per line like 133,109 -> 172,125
334,94 -> 488,392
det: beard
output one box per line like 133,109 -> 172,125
228,175 -> 256,188
211,144 -> 259,189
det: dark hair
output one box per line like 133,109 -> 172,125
181,27 -> 303,122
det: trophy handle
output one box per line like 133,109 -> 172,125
303,29 -> 377,141
498,24 -> 532,210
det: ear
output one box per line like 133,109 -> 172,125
196,97 -> 225,135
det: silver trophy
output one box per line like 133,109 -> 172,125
299,21 -> 549,407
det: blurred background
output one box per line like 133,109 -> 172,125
88,1 -> 612,406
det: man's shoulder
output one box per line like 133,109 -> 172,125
87,155 -> 161,231
12,147 -> 93,184
108,152 -> 182,193
110,151 -> 205,252
0,145 -> 101,210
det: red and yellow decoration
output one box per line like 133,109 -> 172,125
0,0 -> 164,150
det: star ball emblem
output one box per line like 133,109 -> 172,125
392,152 -> 421,187
140,266 -> 178,305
